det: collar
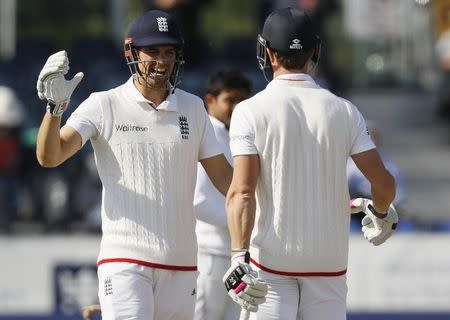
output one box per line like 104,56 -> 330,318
209,115 -> 226,129
266,73 -> 319,90
157,92 -> 179,112
272,73 -> 316,83
124,77 -> 179,112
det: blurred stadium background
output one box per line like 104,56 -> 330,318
0,0 -> 450,319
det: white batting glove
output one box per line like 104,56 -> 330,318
36,50 -> 84,116
223,251 -> 268,313
351,198 -> 398,246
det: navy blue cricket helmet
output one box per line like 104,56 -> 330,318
124,10 -> 185,91
256,8 -> 321,73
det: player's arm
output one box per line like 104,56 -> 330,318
223,154 -> 267,314
226,154 -> 259,251
351,148 -> 396,212
200,153 -> 233,197
222,105 -> 267,313
35,50 -> 84,167
36,116 -> 82,167
351,148 -> 398,246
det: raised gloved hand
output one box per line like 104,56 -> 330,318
36,50 -> 84,116
223,251 -> 268,313
351,198 -> 398,246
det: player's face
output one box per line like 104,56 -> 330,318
207,89 -> 249,128
136,45 -> 177,89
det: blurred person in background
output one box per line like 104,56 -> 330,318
224,8 -> 398,319
35,9 -> 234,320
0,86 -> 26,233
194,69 -> 251,320
0,86 -> 71,233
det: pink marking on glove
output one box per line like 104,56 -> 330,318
234,282 -> 247,294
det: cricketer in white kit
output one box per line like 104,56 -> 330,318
35,10 -> 234,320
225,8 -> 398,320
73,76 -> 216,319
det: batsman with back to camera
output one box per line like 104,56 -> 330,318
193,70 -> 253,320
223,7 -> 399,320
35,9 -> 263,320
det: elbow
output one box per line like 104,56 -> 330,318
36,151 -> 59,168
226,187 -> 255,204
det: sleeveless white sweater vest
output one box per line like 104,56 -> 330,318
91,85 -> 207,267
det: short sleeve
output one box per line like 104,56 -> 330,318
350,106 -> 375,155
229,103 -> 258,156
198,106 -> 222,160
65,94 -> 102,147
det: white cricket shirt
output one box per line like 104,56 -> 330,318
194,116 -> 232,257
66,77 -> 221,270
229,73 -> 375,275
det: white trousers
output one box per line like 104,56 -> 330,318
251,269 -> 348,320
98,262 -> 198,320
194,252 -> 240,320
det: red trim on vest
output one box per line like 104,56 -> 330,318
250,258 -> 347,277
97,258 -> 197,271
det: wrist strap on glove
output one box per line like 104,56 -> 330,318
232,251 -> 250,263
225,251 -> 251,293
368,204 -> 388,219
232,248 -> 250,253
46,101 -> 69,117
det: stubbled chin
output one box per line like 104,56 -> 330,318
152,77 -> 168,88
137,77 -> 167,90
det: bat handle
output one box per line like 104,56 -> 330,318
239,308 -> 250,320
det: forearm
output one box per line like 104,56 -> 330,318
201,154 -> 233,197
36,112 -> 64,167
226,191 -> 256,251
216,169 -> 232,197
371,172 -> 396,212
